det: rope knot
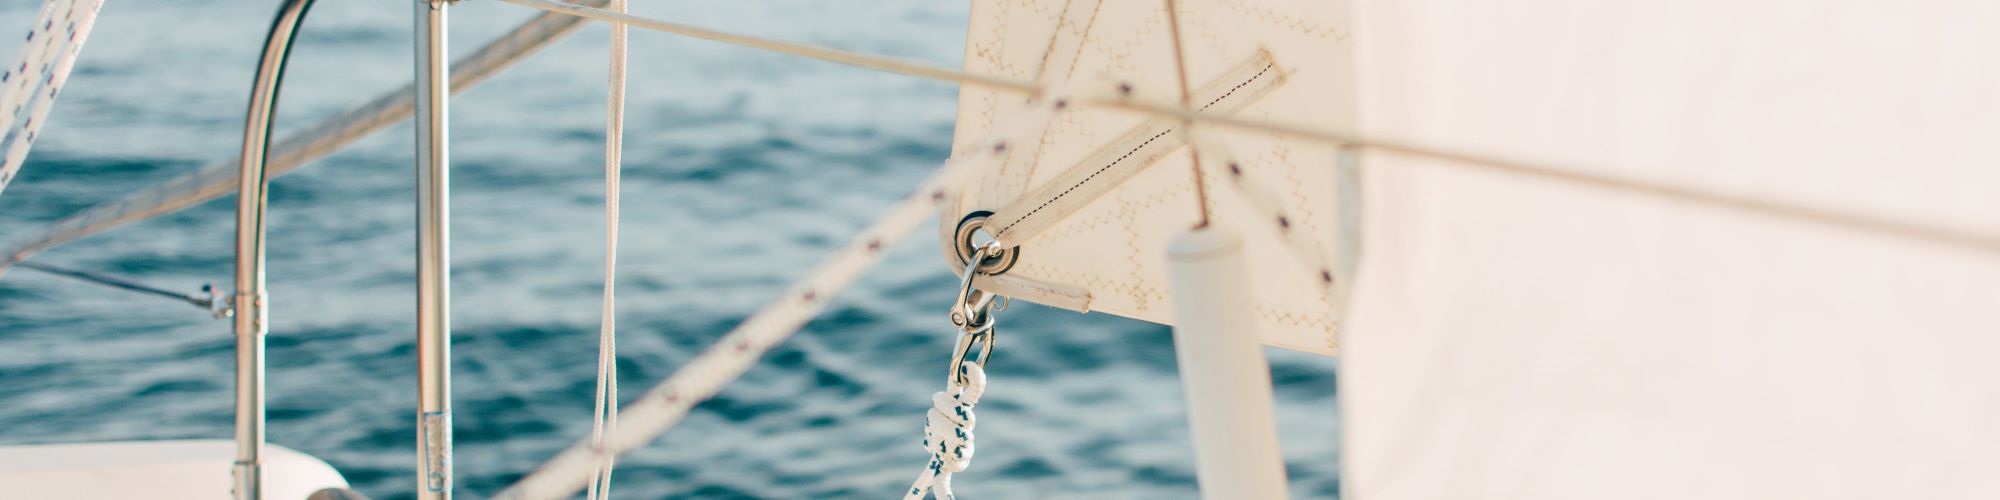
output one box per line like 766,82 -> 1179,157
925,362 -> 985,472
907,361 -> 987,499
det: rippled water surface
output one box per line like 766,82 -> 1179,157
0,2 -> 1336,498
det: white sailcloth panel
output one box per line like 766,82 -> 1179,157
1344,2 -> 2000,499
945,0 -> 1356,356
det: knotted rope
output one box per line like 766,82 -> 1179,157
905,361 -> 988,500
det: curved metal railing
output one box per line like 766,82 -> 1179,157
230,0 -> 317,498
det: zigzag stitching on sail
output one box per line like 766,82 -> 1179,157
1038,177 -> 1194,240
986,52 -> 1279,245
1253,144 -> 1328,238
1255,304 -> 1336,330
1217,0 -> 1348,40
984,0 -> 1105,208
1016,260 -> 1163,302
1119,194 -> 1151,309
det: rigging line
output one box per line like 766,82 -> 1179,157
488,0 -> 2000,258
8,261 -> 216,310
1158,0 -> 1211,229
1112,98 -> 2000,256
586,0 -> 626,498
0,1 -> 611,269
0,0 -> 1971,268
492,0 -> 1039,94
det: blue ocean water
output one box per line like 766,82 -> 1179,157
0,1 -> 1337,498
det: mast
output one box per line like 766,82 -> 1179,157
414,0 -> 455,498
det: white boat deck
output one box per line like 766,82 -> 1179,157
0,440 -> 348,499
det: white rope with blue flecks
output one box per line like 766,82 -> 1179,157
0,0 -> 103,199
585,1 -> 627,498
904,362 -> 988,500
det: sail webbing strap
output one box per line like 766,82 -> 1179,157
0,2 -> 609,267
585,1 -> 627,499
0,0 -> 102,199
985,51 -> 1280,248
492,97 -> 1068,500
903,362 -> 987,500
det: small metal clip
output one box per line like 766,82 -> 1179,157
948,325 -> 995,387
207,284 -> 235,320
947,243 -> 1002,386
949,243 -> 1001,330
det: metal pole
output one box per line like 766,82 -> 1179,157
1165,226 -> 1292,500
234,1 -> 316,499
414,1 -> 455,499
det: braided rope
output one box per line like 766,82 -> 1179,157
585,1 -> 628,498
493,95 -> 1068,500
0,0 -> 103,199
904,362 -> 988,500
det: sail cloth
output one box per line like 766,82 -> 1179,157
946,0 -> 1355,356
1343,2 -> 2000,499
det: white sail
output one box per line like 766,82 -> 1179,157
946,0 -> 1356,356
1343,1 -> 2000,499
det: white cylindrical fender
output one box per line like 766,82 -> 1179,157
1166,226 -> 1292,500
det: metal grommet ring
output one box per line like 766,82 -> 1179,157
950,243 -> 999,329
954,211 -> 1019,276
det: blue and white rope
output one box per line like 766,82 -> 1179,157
0,0 -> 103,199
904,361 -> 988,500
